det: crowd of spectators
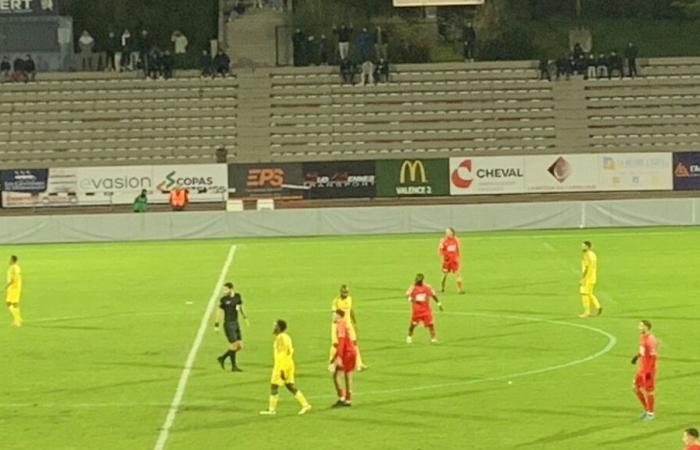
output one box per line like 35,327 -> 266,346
74,28 -> 203,79
0,55 -> 37,83
292,24 -> 392,86
226,0 -> 290,19
540,41 -> 640,82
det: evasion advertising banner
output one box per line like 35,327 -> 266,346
302,161 -> 376,199
376,159 -> 449,197
524,154 -> 599,193
1,164 -> 227,207
598,153 -> 672,191
673,152 -> 700,191
449,156 -> 524,195
228,163 -> 305,198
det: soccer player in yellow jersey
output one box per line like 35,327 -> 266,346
260,319 -> 312,416
579,241 -> 602,318
331,285 -> 368,371
6,255 -> 22,327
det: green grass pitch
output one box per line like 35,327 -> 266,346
2,227 -> 700,450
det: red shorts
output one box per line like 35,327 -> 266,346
635,372 -> 656,391
336,354 -> 356,373
411,310 -> 434,326
442,258 -> 460,273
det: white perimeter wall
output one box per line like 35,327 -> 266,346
0,198 -> 698,244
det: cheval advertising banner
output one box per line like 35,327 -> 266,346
450,153 -> 672,195
376,159 -> 449,197
1,164 -> 227,207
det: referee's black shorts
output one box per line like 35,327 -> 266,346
224,321 -> 242,343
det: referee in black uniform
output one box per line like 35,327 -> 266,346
214,282 -> 248,372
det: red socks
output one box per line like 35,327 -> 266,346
646,393 -> 655,413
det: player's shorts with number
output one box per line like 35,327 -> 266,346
412,311 -> 434,326
442,258 -> 460,274
5,289 -> 20,304
579,282 -> 595,295
635,372 -> 655,391
271,364 -> 295,386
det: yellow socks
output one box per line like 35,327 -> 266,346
9,305 -> 22,325
590,294 -> 601,310
580,296 -> 591,315
268,395 -> 279,412
294,391 -> 309,407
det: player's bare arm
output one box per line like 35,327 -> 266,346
214,308 -> 222,329
433,294 -> 444,311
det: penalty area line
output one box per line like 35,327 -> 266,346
153,244 -> 237,450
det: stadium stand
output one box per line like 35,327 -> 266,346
0,71 -> 238,169
3,57 -> 700,171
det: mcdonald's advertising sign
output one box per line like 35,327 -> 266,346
376,159 -> 449,197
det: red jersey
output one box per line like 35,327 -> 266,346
686,444 -> 700,450
335,320 -> 356,359
439,237 -> 460,261
638,333 -> 658,374
406,283 -> 436,314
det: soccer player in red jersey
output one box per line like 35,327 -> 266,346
329,309 -> 357,407
438,227 -> 465,294
405,273 -> 443,344
631,320 -> 658,420
684,428 -> 700,450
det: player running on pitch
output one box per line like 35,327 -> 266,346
214,282 -> 248,372
260,320 -> 312,416
331,285 -> 368,371
329,309 -> 357,407
439,228 -> 465,294
406,274 -> 443,344
6,255 -> 22,327
631,320 -> 658,420
579,240 -> 602,318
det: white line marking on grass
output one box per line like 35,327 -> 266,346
153,244 -> 237,450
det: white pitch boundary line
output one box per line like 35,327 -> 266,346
153,244 -> 237,450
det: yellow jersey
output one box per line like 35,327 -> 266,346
332,295 -> 353,323
7,264 -> 22,293
273,332 -> 294,369
582,250 -> 597,284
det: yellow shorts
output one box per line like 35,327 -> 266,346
6,290 -> 21,304
271,364 -> 295,386
580,283 -> 595,296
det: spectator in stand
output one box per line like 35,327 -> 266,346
138,29 -> 153,74
374,57 -> 390,84
12,56 -> 27,82
625,42 -> 639,78
1,56 -> 11,81
213,49 -> 231,78
23,55 -> 36,81
171,30 -> 188,69
555,54 -> 570,81
200,49 -> 213,78
78,30 -> 95,71
121,29 -> 134,70
318,34 -> 329,65
340,57 -> 355,85
463,22 -> 476,62
133,189 -> 148,213
254,0 -> 263,8
215,146 -> 228,163
105,31 -> 119,72
573,42 -> 584,60
333,23 -> 353,61
374,26 -> 388,60
538,57 -> 551,81
608,51 -> 624,79
292,29 -> 306,66
357,28 -> 371,63
271,0 -> 283,12
360,59 -> 374,86
584,53 -> 596,80
596,53 -> 609,79
161,50 -> 174,79
147,48 -> 162,79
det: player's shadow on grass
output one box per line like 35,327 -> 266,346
595,423 -> 687,446
25,324 -> 109,331
517,421 -> 631,447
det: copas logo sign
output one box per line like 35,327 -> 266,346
156,170 -> 215,191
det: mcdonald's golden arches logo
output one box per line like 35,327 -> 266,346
400,160 -> 427,184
